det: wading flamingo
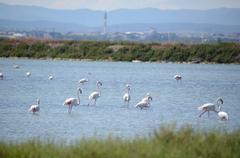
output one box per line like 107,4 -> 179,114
135,94 -> 153,109
63,88 -> 82,114
217,104 -> 229,121
88,81 -> 102,106
123,84 -> 131,106
174,74 -> 182,80
218,111 -> 229,121
48,75 -> 53,80
198,97 -> 224,118
26,72 -> 31,77
29,98 -> 40,114
79,78 -> 89,85
13,64 -> 20,69
79,72 -> 91,85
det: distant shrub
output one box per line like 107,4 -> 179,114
0,39 -> 239,63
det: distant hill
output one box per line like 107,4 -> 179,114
0,3 -> 240,33
108,23 -> 240,33
1,19 -> 239,34
108,8 -> 240,26
0,19 -> 94,33
0,3 -> 103,27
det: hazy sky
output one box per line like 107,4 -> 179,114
0,0 -> 240,10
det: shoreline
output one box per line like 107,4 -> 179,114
1,57 -> 239,65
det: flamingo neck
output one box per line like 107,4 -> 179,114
37,100 -> 40,106
216,100 -> 222,111
218,105 -> 222,112
98,87 -> 101,95
77,90 -> 80,105
96,85 -> 100,94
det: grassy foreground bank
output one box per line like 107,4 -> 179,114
0,126 -> 240,158
0,38 -> 240,63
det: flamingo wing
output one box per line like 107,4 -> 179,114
89,92 -> 100,100
135,100 -> 148,108
79,78 -> 88,84
198,103 -> 214,110
29,105 -> 39,112
63,98 -> 74,105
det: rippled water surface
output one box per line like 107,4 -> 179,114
0,58 -> 240,142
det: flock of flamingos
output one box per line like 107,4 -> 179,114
0,64 -> 228,121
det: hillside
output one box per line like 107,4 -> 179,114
0,3 -> 240,33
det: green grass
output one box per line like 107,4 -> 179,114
1,125 -> 240,158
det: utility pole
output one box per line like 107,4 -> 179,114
103,10 -> 107,34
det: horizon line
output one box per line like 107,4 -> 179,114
1,2 -> 240,12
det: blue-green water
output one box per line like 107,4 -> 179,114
0,58 -> 240,142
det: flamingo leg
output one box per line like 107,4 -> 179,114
148,102 -> 151,107
88,100 -> 92,106
208,111 -> 210,118
94,99 -> 96,106
199,110 -> 207,117
68,105 -> 72,114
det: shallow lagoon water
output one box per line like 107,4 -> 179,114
0,58 -> 240,142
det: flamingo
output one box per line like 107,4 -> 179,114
79,78 -> 88,85
135,95 -> 153,109
63,88 -> 82,114
79,72 -> 91,85
174,74 -> 182,80
217,103 -> 229,121
198,97 -> 224,118
123,84 -> 131,106
88,81 -> 102,106
218,111 -> 229,121
13,64 -> 20,69
141,93 -> 151,102
0,72 -> 3,80
48,75 -> 53,80
28,98 -> 40,114
26,72 -> 31,77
